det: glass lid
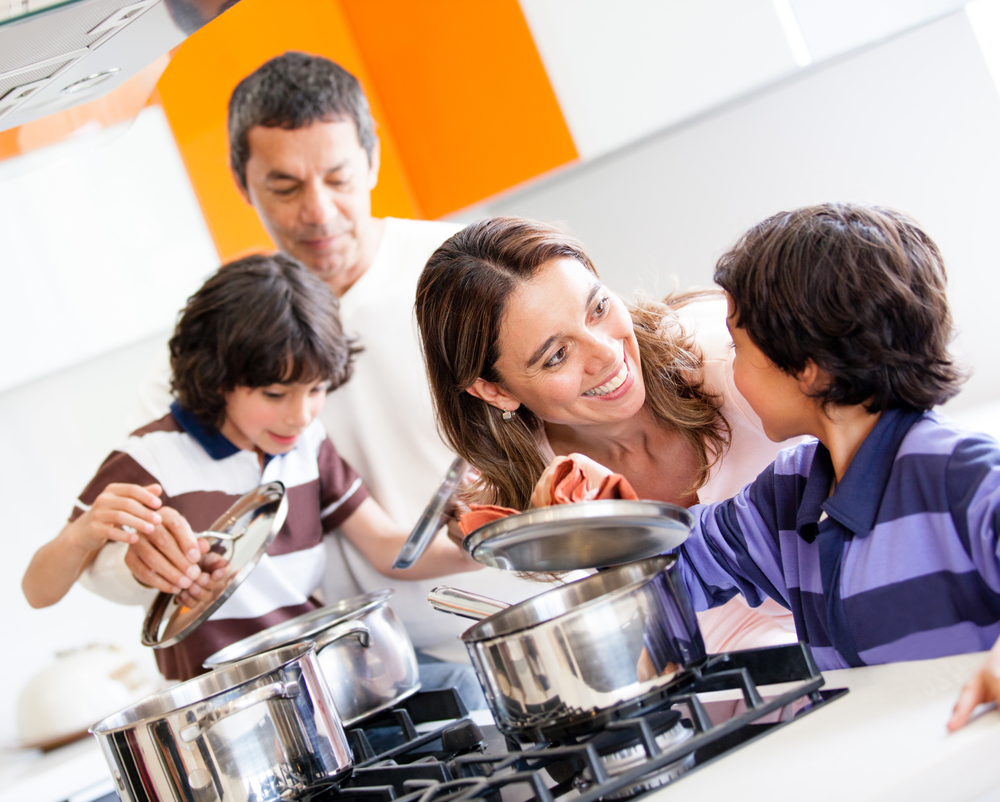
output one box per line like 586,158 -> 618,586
142,480 -> 288,648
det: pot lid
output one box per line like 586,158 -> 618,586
462,499 -> 693,572
202,589 -> 393,668
141,481 -> 288,649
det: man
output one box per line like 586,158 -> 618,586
118,52 -> 540,681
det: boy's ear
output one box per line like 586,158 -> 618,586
796,360 -> 830,394
466,378 -> 520,412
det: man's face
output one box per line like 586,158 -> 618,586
239,119 -> 380,295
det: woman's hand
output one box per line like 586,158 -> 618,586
947,637 -> 1000,731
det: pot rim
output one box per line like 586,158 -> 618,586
90,642 -> 317,735
203,589 -> 394,668
459,555 -> 675,643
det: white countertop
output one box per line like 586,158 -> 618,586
654,651 -> 1000,801
3,651 -> 999,802
0,735 -> 112,802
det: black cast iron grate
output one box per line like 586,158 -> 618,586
311,643 -> 847,802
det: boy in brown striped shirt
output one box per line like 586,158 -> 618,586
22,253 -> 480,681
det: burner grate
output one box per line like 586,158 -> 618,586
310,644 -> 847,802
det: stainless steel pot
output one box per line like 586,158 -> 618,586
429,556 -> 705,739
90,643 -> 352,802
203,590 -> 419,726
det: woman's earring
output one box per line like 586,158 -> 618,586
501,408 -> 515,422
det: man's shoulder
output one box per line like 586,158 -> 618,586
380,217 -> 462,262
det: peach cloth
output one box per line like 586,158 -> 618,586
458,454 -> 639,536
458,504 -> 519,536
531,454 -> 639,506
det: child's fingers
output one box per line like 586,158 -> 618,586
101,482 -> 164,511
124,539 -> 195,594
104,523 -> 139,545
96,502 -> 162,534
947,673 -> 985,732
158,507 -> 203,564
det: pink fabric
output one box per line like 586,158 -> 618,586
459,454 -> 638,537
530,454 -> 639,507
458,504 -> 519,536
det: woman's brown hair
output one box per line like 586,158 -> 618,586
170,253 -> 361,430
416,217 -> 729,510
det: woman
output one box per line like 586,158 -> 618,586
415,217 -> 796,652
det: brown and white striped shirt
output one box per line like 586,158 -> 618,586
72,402 -> 368,680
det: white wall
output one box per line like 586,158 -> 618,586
0,106 -> 214,748
0,331 -> 169,748
0,105 -> 218,392
456,9 -> 1000,418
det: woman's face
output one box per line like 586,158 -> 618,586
482,257 -> 645,427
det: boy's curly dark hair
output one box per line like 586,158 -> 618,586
170,253 -> 361,430
715,202 -> 966,412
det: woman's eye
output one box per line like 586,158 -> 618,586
593,296 -> 609,317
545,346 -> 568,368
263,391 -> 285,399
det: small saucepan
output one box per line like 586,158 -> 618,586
91,643 -> 351,802
203,590 -> 419,726
429,555 -> 705,740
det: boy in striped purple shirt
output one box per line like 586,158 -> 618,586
672,203 -> 1000,729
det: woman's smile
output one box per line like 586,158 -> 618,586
582,354 -> 632,398
485,257 -> 646,427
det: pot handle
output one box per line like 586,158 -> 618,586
180,680 -> 300,742
428,586 -> 511,621
312,619 -> 371,651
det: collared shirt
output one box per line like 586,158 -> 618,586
72,404 -> 368,680
676,407 -> 1000,669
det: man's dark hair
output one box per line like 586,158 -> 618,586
170,253 -> 361,429
228,51 -> 377,190
714,202 -> 966,412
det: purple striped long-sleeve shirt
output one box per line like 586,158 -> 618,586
675,407 -> 1000,670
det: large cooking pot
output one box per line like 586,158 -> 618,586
90,643 -> 352,802
203,590 -> 419,726
429,555 -> 705,739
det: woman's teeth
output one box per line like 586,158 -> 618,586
583,361 -> 629,397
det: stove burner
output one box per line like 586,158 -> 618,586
233,644 -> 846,802
580,710 -> 695,798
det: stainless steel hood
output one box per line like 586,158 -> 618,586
0,0 -> 238,133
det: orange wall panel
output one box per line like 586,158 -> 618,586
155,0 -> 420,262
340,0 -> 578,219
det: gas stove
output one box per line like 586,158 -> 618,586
315,642 -> 846,802
71,642 -> 845,802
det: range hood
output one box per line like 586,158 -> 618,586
0,0 -> 237,134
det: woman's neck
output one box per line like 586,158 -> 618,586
544,407 -> 701,506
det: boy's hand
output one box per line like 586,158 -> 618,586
75,483 -> 164,552
947,637 -> 1000,731
124,507 -> 210,596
